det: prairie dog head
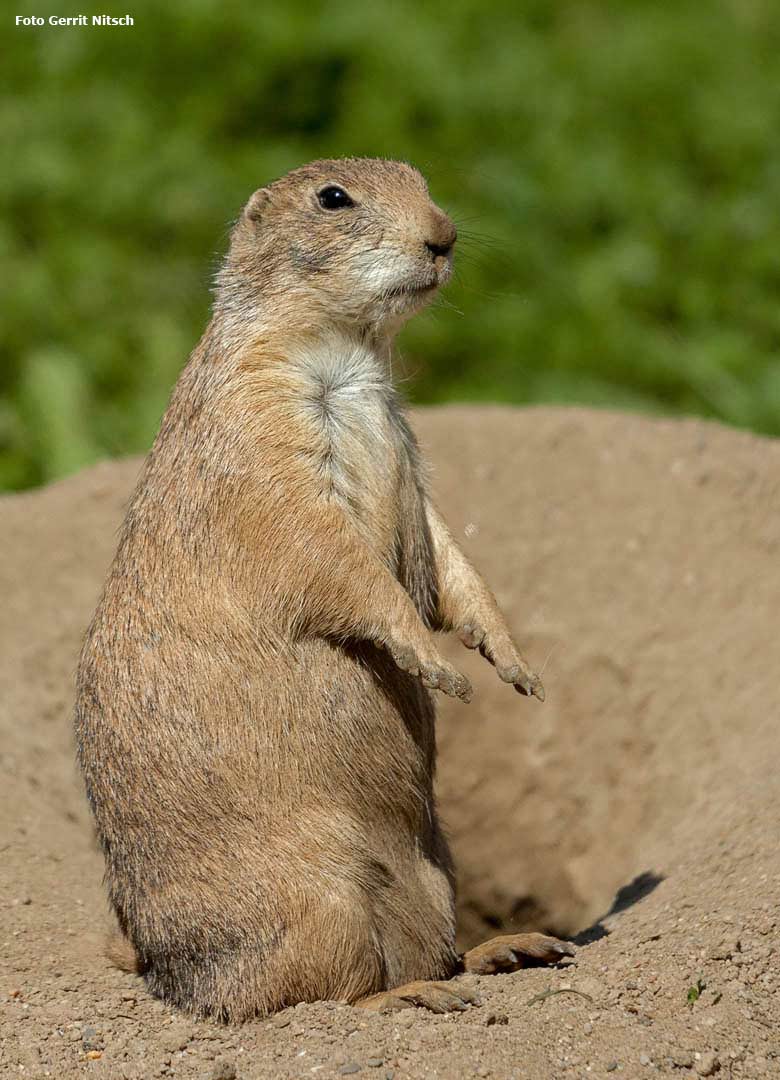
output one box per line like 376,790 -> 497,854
220,158 -> 457,336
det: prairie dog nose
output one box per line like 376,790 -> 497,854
425,215 -> 457,260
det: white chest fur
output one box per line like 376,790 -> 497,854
288,339 -> 402,544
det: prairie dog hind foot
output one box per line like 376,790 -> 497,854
355,934 -> 573,1014
356,979 -> 481,1014
462,932 -> 575,975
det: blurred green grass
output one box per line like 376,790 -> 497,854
3,0 -> 780,489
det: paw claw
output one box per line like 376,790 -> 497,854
497,662 -> 545,701
437,667 -> 473,703
453,673 -> 473,703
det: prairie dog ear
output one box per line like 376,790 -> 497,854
244,187 -> 270,223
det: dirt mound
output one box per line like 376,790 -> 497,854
1,406 -> 778,1079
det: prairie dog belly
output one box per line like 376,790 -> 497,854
288,340 -> 402,554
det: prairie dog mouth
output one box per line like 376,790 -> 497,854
384,274 -> 441,300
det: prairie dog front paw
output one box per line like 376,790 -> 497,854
385,637 -> 472,702
458,623 -> 544,701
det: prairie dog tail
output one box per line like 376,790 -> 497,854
105,926 -> 143,974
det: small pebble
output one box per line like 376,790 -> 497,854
339,1066 -> 361,1076
639,1053 -> 651,1066
484,1013 -> 508,1026
584,1022 -> 593,1035
606,1063 -> 618,1073
211,1062 -> 237,1080
696,1052 -> 719,1077
708,939 -> 739,961
82,1024 -> 103,1052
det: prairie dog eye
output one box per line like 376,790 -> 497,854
317,185 -> 355,210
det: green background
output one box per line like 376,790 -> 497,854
3,0 -> 780,490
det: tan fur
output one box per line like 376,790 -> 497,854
105,929 -> 142,975
74,158 -> 554,1022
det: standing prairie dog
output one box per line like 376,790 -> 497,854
75,158 -> 572,1021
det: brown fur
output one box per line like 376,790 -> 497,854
74,158 -> 558,1022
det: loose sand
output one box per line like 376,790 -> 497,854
1,406 -> 777,1079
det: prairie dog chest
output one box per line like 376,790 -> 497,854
290,341 -> 404,547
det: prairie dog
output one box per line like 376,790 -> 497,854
75,158 -> 571,1021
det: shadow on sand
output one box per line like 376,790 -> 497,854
573,871 -> 664,946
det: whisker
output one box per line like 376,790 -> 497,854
431,294 -> 466,317
451,279 -> 528,303
454,227 -> 505,247
538,643 -> 559,678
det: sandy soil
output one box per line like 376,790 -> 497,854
1,405 -> 778,1079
